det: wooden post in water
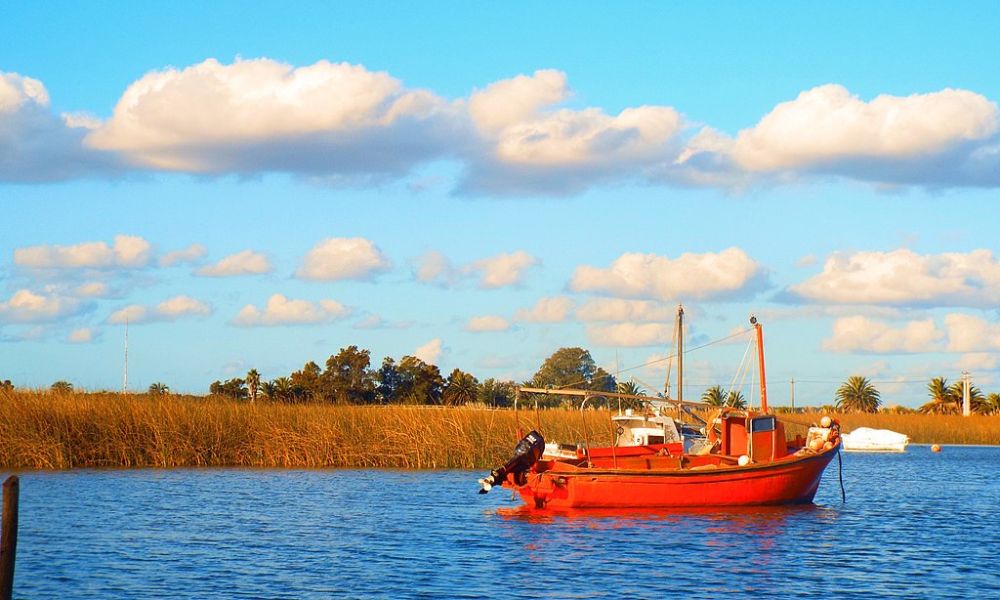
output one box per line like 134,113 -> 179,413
0,475 -> 19,600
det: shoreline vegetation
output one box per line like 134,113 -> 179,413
1,390 -> 998,471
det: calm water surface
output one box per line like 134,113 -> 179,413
6,446 -> 1000,598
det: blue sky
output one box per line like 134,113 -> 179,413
3,2 -> 1000,406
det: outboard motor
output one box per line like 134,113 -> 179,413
478,430 -> 545,494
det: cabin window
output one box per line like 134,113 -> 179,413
646,435 -> 665,445
749,416 -> 776,433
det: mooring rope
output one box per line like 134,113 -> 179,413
837,448 -> 846,503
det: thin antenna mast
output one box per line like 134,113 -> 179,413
123,311 -> 129,393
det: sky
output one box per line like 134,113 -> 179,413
3,1 -> 1000,406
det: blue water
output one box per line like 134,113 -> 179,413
5,446 -> 999,598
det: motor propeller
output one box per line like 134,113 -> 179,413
478,430 -> 545,494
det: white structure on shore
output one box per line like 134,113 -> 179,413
841,427 -> 910,452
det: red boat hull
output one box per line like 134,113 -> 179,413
507,446 -> 839,509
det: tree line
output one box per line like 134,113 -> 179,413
834,375 -> 1000,414
206,346 -> 617,407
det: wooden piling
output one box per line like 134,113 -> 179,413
0,475 -> 18,600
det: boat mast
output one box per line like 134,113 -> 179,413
677,304 -> 684,403
751,315 -> 768,412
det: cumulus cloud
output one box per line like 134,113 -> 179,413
413,338 -> 443,365
944,313 -> 1000,352
586,323 -> 674,347
196,249 -> 272,277
680,84 -> 1000,187
571,247 -> 766,301
86,58 -> 460,177
412,250 -> 454,285
576,298 -> 673,322
0,289 -> 85,323
461,70 -> 685,195
465,315 -> 511,332
468,251 -> 538,288
823,316 -> 944,353
108,295 -> 211,324
296,237 -> 391,281
14,235 -> 152,270
0,71 -> 119,181
515,296 -> 574,323
232,293 -> 349,327
955,352 -> 999,371
73,282 -> 111,298
67,328 -> 95,343
160,244 -> 207,267
788,249 -> 1000,307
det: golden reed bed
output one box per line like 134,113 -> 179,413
1,391 -> 997,470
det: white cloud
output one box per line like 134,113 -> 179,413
0,71 -> 118,182
0,289 -> 84,323
576,298 -> 673,322
73,282 -> 111,298
296,237 -> 391,281
196,249 -> 272,277
160,244 -> 207,267
232,294 -> 349,327
587,323 -> 674,347
944,313 -> 1000,352
796,254 -> 818,268
515,296 -> 574,323
955,352 -> 999,372
412,250 -> 453,284
108,295 -> 211,324
679,84 -> 1000,188
413,338 -> 443,365
67,328 -> 95,343
789,249 -> 1000,307
823,316 -> 944,353
571,247 -> 766,301
468,250 -> 538,288
465,315 -> 510,332
731,85 -> 998,171
86,58 -> 458,176
462,70 -> 684,195
14,235 -> 152,270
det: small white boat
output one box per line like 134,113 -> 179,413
841,427 -> 910,452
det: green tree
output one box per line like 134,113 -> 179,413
290,361 -> 323,401
260,380 -> 278,401
530,347 -> 616,392
984,393 -> 1000,415
148,382 -> 170,395
921,377 -> 957,414
396,356 -> 444,404
1,379 -> 13,391
323,346 -> 375,404
51,380 -> 74,394
209,378 -> 247,399
947,380 -> 985,413
246,369 -> 261,403
616,380 -> 646,396
478,378 -> 517,407
443,368 -> 480,405
375,357 -> 402,404
835,375 -> 881,413
701,385 -> 727,407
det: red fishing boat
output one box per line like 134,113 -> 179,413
479,313 -> 842,509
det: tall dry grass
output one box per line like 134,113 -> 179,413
0,390 -> 612,470
1,390 -> 996,470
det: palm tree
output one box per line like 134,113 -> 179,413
920,377 -> 957,414
260,380 -> 278,401
835,376 -> 881,413
148,382 -> 169,395
246,369 -> 261,403
984,393 -> 1000,415
701,385 -> 726,407
947,380 -> 985,413
726,390 -> 747,410
50,380 -> 74,394
617,380 -> 646,397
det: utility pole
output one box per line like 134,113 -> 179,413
790,377 -> 795,412
123,311 -> 129,393
962,371 -> 971,416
